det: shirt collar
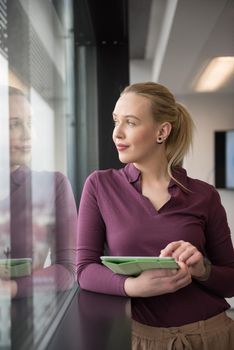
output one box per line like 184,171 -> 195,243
123,163 -> 189,190
123,163 -> 141,183
169,167 -> 189,190
11,166 -> 31,187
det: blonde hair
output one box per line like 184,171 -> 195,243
121,82 -> 194,186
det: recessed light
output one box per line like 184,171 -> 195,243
194,56 -> 234,92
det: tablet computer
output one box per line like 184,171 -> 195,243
0,258 -> 32,278
100,256 -> 179,276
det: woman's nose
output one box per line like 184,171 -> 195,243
113,123 -> 125,139
22,124 -> 31,140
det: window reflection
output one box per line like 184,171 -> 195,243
8,87 -> 77,298
0,0 -> 77,348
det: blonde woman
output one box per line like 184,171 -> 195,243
77,82 -> 234,349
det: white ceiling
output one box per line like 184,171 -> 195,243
129,0 -> 234,95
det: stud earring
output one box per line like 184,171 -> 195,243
156,136 -> 164,144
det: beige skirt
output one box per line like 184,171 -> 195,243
132,312 -> 234,350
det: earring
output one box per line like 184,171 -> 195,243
156,136 -> 164,144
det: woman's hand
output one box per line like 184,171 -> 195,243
0,279 -> 18,298
160,240 -> 207,279
124,261 -> 191,297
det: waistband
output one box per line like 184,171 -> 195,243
132,311 -> 232,339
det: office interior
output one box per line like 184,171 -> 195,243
0,0 -> 233,349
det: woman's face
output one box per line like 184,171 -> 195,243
9,94 -> 32,171
112,92 -> 160,165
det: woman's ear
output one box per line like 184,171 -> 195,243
156,122 -> 172,144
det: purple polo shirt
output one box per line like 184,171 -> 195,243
77,163 -> 234,327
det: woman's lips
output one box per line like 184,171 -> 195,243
116,144 -> 129,151
11,145 -> 32,152
21,146 -> 31,152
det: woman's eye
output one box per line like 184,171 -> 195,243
10,121 -> 20,129
127,120 -> 135,126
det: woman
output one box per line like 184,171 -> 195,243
77,82 -> 234,349
0,86 -> 77,298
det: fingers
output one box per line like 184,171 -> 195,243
160,241 -> 203,266
173,244 -> 197,263
125,262 -> 192,297
168,262 -> 192,292
160,241 -> 207,280
185,251 -> 203,266
171,261 -> 188,281
141,268 -> 178,279
0,279 -> 17,298
148,262 -> 191,289
160,241 -> 184,257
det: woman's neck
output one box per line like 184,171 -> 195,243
134,155 -> 170,184
10,165 -> 21,173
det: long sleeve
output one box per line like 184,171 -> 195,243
77,173 -> 127,296
53,172 -> 77,285
196,188 -> 234,297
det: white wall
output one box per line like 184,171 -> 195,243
130,59 -> 152,84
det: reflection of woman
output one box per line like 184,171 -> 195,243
77,82 -> 234,349
0,87 -> 77,298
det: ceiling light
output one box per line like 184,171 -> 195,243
194,56 -> 234,92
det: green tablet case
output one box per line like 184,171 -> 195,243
0,258 -> 32,278
101,256 -> 179,276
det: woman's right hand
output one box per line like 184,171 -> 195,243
124,262 -> 192,297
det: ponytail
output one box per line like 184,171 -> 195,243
166,102 -> 194,184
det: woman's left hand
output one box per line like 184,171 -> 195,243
160,240 -> 207,279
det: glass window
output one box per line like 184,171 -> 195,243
0,0 -> 77,348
